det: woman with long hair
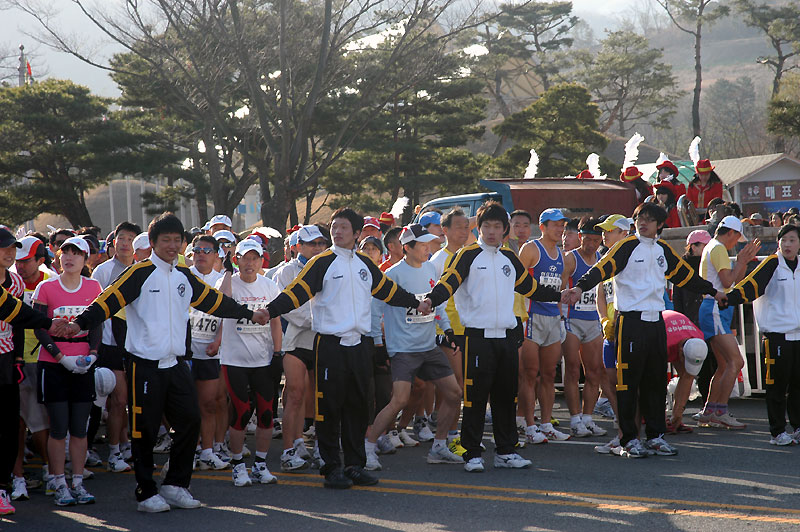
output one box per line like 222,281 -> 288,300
687,159 -> 724,210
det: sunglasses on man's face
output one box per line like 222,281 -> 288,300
194,247 -> 215,255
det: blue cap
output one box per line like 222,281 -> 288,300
539,208 -> 568,225
419,211 -> 441,227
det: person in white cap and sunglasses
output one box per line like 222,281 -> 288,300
696,215 -> 761,429
205,215 -> 233,236
216,239 -> 283,487
726,224 -> 800,445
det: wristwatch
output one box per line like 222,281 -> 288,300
273,350 -> 284,357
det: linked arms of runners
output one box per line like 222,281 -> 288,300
0,285 -> 65,334
502,249 -> 562,301
72,262 -> 152,332
567,236 -> 638,304
725,255 -> 779,306
426,244 -> 479,308
360,253 -> 421,310
183,267 -> 268,324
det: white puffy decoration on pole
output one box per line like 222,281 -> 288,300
586,153 -> 607,180
389,196 -> 409,220
523,149 -> 539,180
621,132 -> 644,172
688,136 -> 701,165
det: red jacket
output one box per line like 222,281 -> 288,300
687,181 -> 723,209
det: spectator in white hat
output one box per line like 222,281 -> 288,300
133,233 -> 152,262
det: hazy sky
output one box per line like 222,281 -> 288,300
2,0 -> 637,96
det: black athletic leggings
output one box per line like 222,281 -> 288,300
45,401 -> 93,440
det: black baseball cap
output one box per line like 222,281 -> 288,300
0,228 -> 21,249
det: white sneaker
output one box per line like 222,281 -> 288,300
251,462 -> 278,484
769,432 -> 795,446
10,477 -> 28,501
594,437 -> 621,455
121,443 -> 133,461
494,453 -> 532,469
137,494 -> 170,513
540,423 -> 571,441
365,449 -> 382,471
427,445 -> 464,464
81,468 -> 94,480
281,448 -> 309,472
246,414 -> 257,434
376,434 -> 397,455
398,429 -> 419,447
464,457 -> 485,473
86,449 -> 103,467
570,421 -> 592,438
45,478 -> 57,497
387,430 -> 404,449
414,418 -> 435,442
197,452 -> 231,470
792,428 -> 800,445
231,463 -> 252,487
303,425 -> 316,441
153,433 -> 172,454
294,439 -> 312,459
160,485 -> 201,508
107,452 -> 132,473
241,444 -> 252,458
583,419 -> 608,436
516,416 -> 527,434
311,445 -> 324,470
525,426 -> 548,445
216,442 -> 232,462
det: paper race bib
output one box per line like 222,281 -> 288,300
190,308 -> 219,341
235,302 -> 267,333
539,272 -> 561,290
574,287 -> 597,312
406,294 -> 434,324
54,305 -> 88,338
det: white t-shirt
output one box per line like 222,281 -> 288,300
189,267 -> 224,360
215,274 -> 280,367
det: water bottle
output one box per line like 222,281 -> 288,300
75,355 -> 93,368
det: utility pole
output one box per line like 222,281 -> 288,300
18,45 -> 26,87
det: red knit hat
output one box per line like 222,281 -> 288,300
656,160 -> 679,176
695,159 -> 714,173
378,212 -> 394,225
576,169 -> 594,179
620,166 -> 642,182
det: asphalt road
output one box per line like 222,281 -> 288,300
5,397 -> 800,532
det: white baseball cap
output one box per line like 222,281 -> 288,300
682,338 -> 708,376
289,231 -> 300,247
213,230 -> 236,243
16,236 -> 45,261
718,216 -> 748,242
94,367 -> 117,407
208,214 -> 232,228
297,225 -> 325,243
399,224 -> 439,245
235,238 -> 263,257
132,232 -> 151,252
60,236 -> 91,255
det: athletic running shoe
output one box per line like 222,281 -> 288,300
71,484 -> 96,505
427,412 -> 438,429
246,415 -> 257,434
344,466 -> 378,486
583,419 -> 608,436
696,410 -> 714,427
464,457 -> 485,473
160,485 -> 201,509
198,452 -> 231,471
525,426 -> 548,445
365,449 -> 382,471
540,423 -> 571,441
137,494 -> 170,513
448,437 -> 467,457
593,399 -> 615,419
303,425 -> 316,442
593,437 -> 621,455
10,477 -> 28,501
251,462 -> 278,484
711,412 -> 746,430
241,444 -> 252,458
792,428 -> 800,444
770,432 -> 795,446
413,418 -> 435,442
387,430 -> 404,449
311,445 -> 324,470
81,467 -> 95,480
494,453 -> 532,469
42,464 -> 53,486
108,452 -> 132,473
398,429 -> 419,447
376,434 -> 397,455
86,448 -> 103,467
0,490 -> 15,515
516,416 -> 527,434
281,448 -> 309,472
294,439 -> 312,460
121,442 -> 133,461
570,421 -> 592,438
153,433 -> 172,454
621,438 -> 648,459
665,419 -> 693,434
272,420 -> 283,439
45,478 -> 57,497
54,484 -> 77,506
231,463 -> 252,487
427,445 -> 464,464
324,467 -> 353,489
216,442 -> 232,462
645,437 -> 678,456
24,476 -> 41,490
